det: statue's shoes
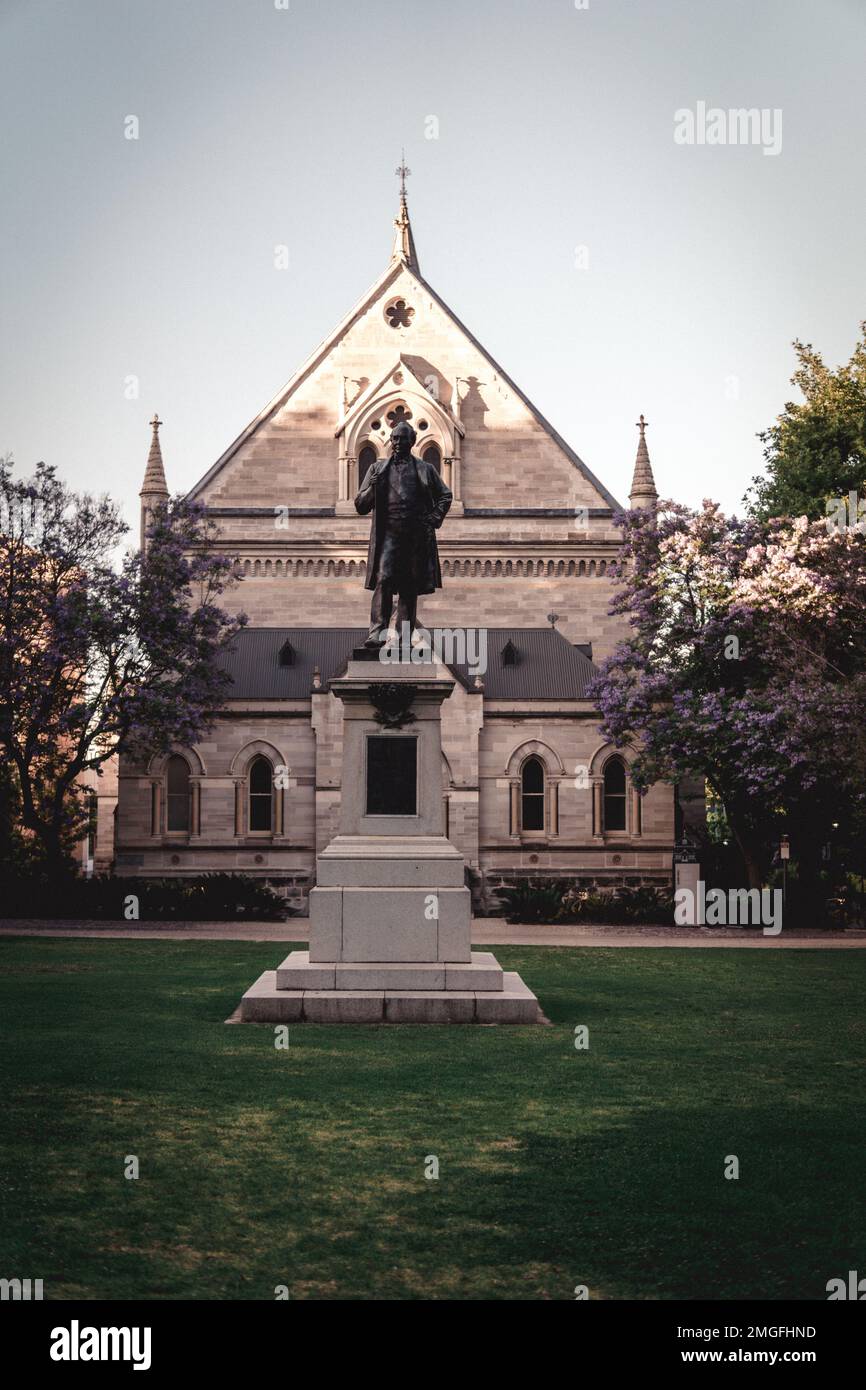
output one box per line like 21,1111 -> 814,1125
364,627 -> 386,647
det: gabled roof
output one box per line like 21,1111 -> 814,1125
334,354 -> 464,441
407,268 -> 621,513
215,627 -> 599,701
186,258 -> 407,500
217,628 -> 366,697
187,199 -> 621,511
448,628 -> 598,698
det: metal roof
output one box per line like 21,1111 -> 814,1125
215,627 -> 598,701
450,628 -> 597,698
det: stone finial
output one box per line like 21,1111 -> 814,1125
629,414 -> 658,511
391,150 -> 420,273
139,413 -> 169,553
140,413 -> 168,498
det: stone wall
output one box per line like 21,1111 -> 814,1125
115,246 -> 684,899
116,683 -> 675,911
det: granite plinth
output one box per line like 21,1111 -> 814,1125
239,966 -> 541,1025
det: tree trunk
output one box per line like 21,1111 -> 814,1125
725,806 -> 764,890
17,805 -> 75,881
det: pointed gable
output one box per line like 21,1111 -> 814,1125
188,199 -> 619,514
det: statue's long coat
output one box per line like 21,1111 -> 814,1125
354,455 -> 453,593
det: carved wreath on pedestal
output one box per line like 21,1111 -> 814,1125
368,683 -> 418,729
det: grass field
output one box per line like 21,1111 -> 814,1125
1,937 -> 863,1300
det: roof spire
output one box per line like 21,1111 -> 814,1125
391,149 -> 420,273
139,413 -> 169,551
629,413 -> 658,511
140,413 -> 168,497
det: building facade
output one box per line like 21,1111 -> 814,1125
115,193 -> 680,908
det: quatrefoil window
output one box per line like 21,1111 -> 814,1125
386,404 -> 413,428
385,298 -> 414,329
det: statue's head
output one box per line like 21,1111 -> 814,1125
390,420 -> 416,458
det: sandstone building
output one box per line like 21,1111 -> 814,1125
116,190 -> 680,908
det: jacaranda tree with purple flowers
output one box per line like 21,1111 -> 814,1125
589,499 -> 866,890
0,458 -> 246,875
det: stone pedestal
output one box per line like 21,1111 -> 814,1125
239,647 -> 540,1024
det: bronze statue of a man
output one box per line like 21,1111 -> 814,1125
355,420 -> 452,645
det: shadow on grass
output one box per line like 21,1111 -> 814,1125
0,937 -> 863,1299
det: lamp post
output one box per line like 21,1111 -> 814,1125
780,834 -> 790,913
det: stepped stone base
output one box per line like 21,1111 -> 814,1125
276,949 -> 505,991
239,958 -> 541,1025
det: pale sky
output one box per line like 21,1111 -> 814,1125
1,0 -> 864,531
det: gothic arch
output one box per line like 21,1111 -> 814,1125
229,739 -> 289,778
588,741 -> 633,777
504,739 -> 566,778
147,745 -> 206,778
344,383 -> 458,463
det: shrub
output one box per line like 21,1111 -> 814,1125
0,872 -> 289,921
497,879 -> 567,924
498,880 -> 673,925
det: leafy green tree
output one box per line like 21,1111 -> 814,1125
0,459 -> 245,877
590,502 -> 866,893
747,323 -> 866,521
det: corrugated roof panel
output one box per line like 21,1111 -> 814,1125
448,628 -> 597,698
214,627 -> 598,700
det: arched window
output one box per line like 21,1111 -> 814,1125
603,757 -> 627,832
248,755 -> 273,833
422,443 -> 442,474
166,755 -> 191,832
358,444 -> 377,486
521,756 -> 545,832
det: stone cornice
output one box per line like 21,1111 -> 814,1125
234,553 -> 620,579
205,506 -> 615,519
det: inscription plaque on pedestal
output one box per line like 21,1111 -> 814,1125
366,735 -> 417,816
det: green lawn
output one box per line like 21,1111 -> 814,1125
1,937 -> 863,1300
